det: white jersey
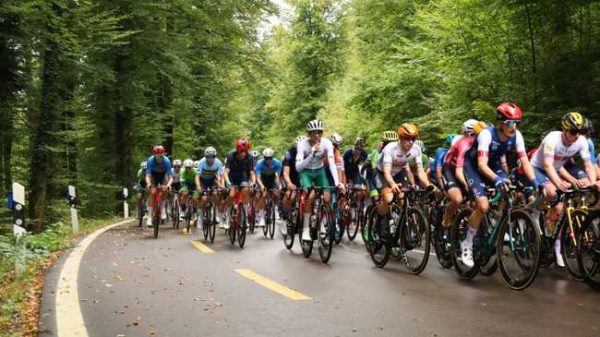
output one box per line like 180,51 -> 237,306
172,170 -> 181,183
530,131 -> 591,171
295,137 -> 340,186
377,141 -> 422,176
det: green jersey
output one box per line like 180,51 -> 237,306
179,168 -> 197,185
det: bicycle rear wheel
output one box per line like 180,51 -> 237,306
262,203 -> 269,237
347,200 -> 362,241
283,206 -> 297,250
577,210 -> 600,289
268,202 -> 276,239
497,209 -> 541,290
228,207 -> 236,245
367,211 -> 391,268
209,204 -> 217,243
561,209 -> 588,281
137,202 -> 144,227
238,207 -> 247,248
202,208 -> 210,241
173,199 -> 180,229
318,204 -> 334,263
450,208 -> 480,280
153,214 -> 160,239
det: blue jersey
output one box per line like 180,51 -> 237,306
256,158 -> 282,179
467,126 -> 527,168
588,138 -> 597,165
197,157 -> 223,181
431,147 -> 448,172
146,156 -> 173,177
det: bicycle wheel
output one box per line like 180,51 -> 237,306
262,203 -> 269,237
318,204 -> 334,263
301,213 -> 314,258
238,206 -> 247,248
361,205 -> 373,244
209,204 -> 217,243
269,202 -> 276,239
202,208 -> 210,241
172,200 -> 180,229
248,202 -> 256,234
228,207 -> 236,245
367,210 -> 391,268
153,213 -> 160,239
577,210 -> 600,290
347,200 -> 362,241
431,205 -> 453,269
561,209 -> 588,281
402,207 -> 431,275
137,202 -> 144,227
497,209 -> 541,290
283,203 -> 298,250
450,208 -> 480,280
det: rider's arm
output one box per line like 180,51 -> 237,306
476,129 -> 500,181
283,166 -> 292,186
145,158 -> 153,186
436,165 -> 444,189
326,142 -> 340,186
383,164 -> 396,187
456,167 -> 468,189
542,146 -> 564,187
500,155 -> 509,174
406,167 -> 416,186
558,166 -> 578,185
295,141 -> 312,172
417,166 -> 430,188
578,138 -> 596,184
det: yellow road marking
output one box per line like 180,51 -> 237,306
235,269 -> 311,301
191,240 -> 215,253
182,228 -> 192,235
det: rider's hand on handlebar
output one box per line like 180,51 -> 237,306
337,183 -> 346,194
391,183 -> 402,194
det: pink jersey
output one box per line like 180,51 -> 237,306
445,136 -> 475,168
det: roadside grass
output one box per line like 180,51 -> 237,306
0,216 -> 123,337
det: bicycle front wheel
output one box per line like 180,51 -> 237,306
577,210 -> 600,289
367,211 -> 391,268
561,209 -> 588,280
269,202 -> 276,239
318,204 -> 334,263
402,207 -> 431,275
497,209 -> 541,290
238,206 -> 247,248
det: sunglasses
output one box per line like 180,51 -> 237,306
567,130 -> 581,136
265,157 -> 273,160
503,120 -> 520,128
309,130 -> 323,136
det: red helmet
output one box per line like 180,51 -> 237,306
153,145 -> 165,155
236,138 -> 251,152
496,102 -> 522,121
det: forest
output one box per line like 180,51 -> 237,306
1,0 -> 600,233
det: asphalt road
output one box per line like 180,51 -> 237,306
39,219 -> 600,337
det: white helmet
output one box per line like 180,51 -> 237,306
183,159 -> 194,168
250,150 -> 259,158
204,146 -> 217,156
462,119 -> 479,134
193,160 -> 200,167
140,161 -> 147,169
173,159 -> 182,167
306,119 -> 324,132
329,133 -> 343,147
262,148 -> 275,158
414,139 -> 426,153
295,135 -> 307,144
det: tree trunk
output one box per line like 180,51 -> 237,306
29,38 -> 61,233
114,54 -> 133,187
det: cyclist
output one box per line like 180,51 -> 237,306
145,145 -> 174,227
328,133 -> 346,187
361,131 -> 399,202
296,119 -> 345,240
442,120 -> 487,233
250,150 -> 260,170
461,102 -> 540,267
196,147 -> 225,228
171,159 -> 182,215
408,139 -> 431,187
135,161 -> 148,217
375,123 -> 433,219
430,133 -> 458,190
343,136 -> 368,202
255,148 -> 283,228
281,136 -> 305,227
224,138 -> 256,226
528,112 -> 597,266
179,159 -> 199,221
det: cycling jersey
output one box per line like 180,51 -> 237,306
180,168 -> 197,185
588,138 -> 597,165
197,157 -> 223,181
343,148 -> 368,185
295,138 -> 340,186
172,169 -> 181,183
225,150 -> 254,185
467,126 -> 527,168
283,147 -> 300,186
409,153 -> 429,171
256,158 -> 282,179
530,131 -> 590,171
146,156 -> 174,177
376,141 -> 422,176
445,136 -> 475,169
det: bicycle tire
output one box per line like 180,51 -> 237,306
269,201 -> 276,239
283,205 -> 297,250
496,209 -> 541,290
367,210 -> 391,268
577,210 -> 600,290
402,207 -> 431,275
228,207 -> 236,245
318,204 -> 334,263
238,206 -> 247,248
346,200 -> 362,241
561,209 -> 588,281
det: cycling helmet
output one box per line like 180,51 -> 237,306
496,102 -> 522,121
140,161 -> 147,169
250,150 -> 259,158
561,112 -> 586,132
172,159 -> 182,167
262,148 -> 275,158
414,139 -> 426,153
306,119 -> 324,132
473,121 -> 487,135
461,119 -> 479,134
204,146 -> 217,157
397,123 -> 419,139
444,133 -> 458,146
193,160 -> 200,167
330,133 -> 343,147
236,138 -> 251,152
183,159 -> 194,168
295,135 -> 307,144
382,130 -> 399,142
153,145 -> 165,155
354,137 -> 365,148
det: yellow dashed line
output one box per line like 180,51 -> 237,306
191,240 -> 215,253
235,269 -> 311,301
